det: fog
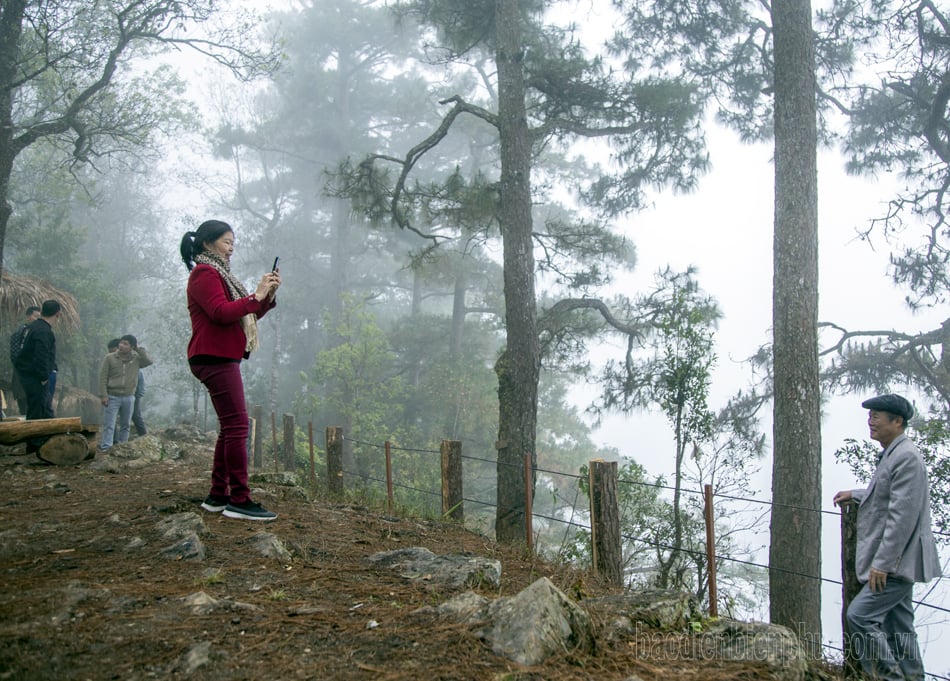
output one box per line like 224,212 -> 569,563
5,0 -> 948,676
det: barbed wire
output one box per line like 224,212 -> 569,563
473,451 -> 950,539
342,435 -> 441,455
332,436 -> 950,618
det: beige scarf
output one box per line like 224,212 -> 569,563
194,252 -> 260,353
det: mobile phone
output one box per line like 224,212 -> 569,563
272,257 -> 280,272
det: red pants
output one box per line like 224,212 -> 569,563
190,362 -> 251,504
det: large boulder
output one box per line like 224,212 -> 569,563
367,546 -> 501,590
481,577 -> 595,665
414,577 -> 595,666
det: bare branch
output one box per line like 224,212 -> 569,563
818,321 -> 946,357
381,95 -> 497,235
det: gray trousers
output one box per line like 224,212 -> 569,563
847,577 -> 924,681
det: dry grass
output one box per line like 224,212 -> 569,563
1,270 -> 80,330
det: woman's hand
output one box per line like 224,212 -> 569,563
254,271 -> 281,302
267,271 -> 281,301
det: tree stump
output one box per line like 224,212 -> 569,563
37,433 -> 91,466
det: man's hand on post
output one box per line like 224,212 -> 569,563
833,490 -> 852,506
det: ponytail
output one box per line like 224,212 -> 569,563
179,231 -> 198,271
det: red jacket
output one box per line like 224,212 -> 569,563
187,264 -> 276,361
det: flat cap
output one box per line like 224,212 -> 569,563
861,394 -> 914,422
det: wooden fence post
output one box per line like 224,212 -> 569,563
589,459 -> 622,586
703,484 -> 718,617
441,439 -> 463,521
252,405 -> 263,469
385,441 -> 393,512
524,452 -> 534,551
840,499 -> 862,678
282,413 -> 295,471
326,426 -> 343,497
307,421 -> 316,490
271,411 -> 279,473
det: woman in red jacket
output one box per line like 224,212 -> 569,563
179,220 -> 281,520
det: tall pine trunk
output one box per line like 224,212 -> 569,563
0,0 -> 28,310
769,0 -> 822,651
493,0 -> 540,544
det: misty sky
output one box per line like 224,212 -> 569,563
587,124 -> 950,671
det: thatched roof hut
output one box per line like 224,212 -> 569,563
0,272 -> 80,332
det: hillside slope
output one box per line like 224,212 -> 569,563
0,431 -> 834,680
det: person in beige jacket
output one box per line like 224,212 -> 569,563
834,394 -> 941,681
98,335 -> 152,451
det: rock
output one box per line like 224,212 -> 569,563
413,578 -> 594,665
87,433 -> 201,472
701,620 -> 809,681
200,567 -> 224,583
155,512 -> 209,540
156,424 -> 216,446
106,595 -> 147,614
247,532 -> 292,561
287,604 -> 332,616
181,591 -> 257,615
480,577 -> 594,666
160,531 -> 205,561
173,640 -> 212,674
51,582 -> 109,624
124,536 -> 146,551
182,592 -> 219,615
366,546 -> 501,589
412,591 -> 490,624
583,589 -> 698,635
249,471 -> 300,486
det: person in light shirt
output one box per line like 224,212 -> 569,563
834,393 -> 941,681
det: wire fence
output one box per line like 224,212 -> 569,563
270,425 -> 950,680
338,432 -> 950,611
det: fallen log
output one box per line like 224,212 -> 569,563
0,417 -> 97,446
37,433 -> 93,466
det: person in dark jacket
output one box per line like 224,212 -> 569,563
13,300 -> 62,452
9,305 -> 40,415
180,220 -> 281,521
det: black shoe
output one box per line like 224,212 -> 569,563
200,494 -> 229,513
222,500 -> 277,521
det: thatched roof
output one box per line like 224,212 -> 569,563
0,271 -> 80,332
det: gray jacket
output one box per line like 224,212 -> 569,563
851,433 -> 941,584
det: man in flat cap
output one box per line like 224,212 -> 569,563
834,394 -> 941,681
